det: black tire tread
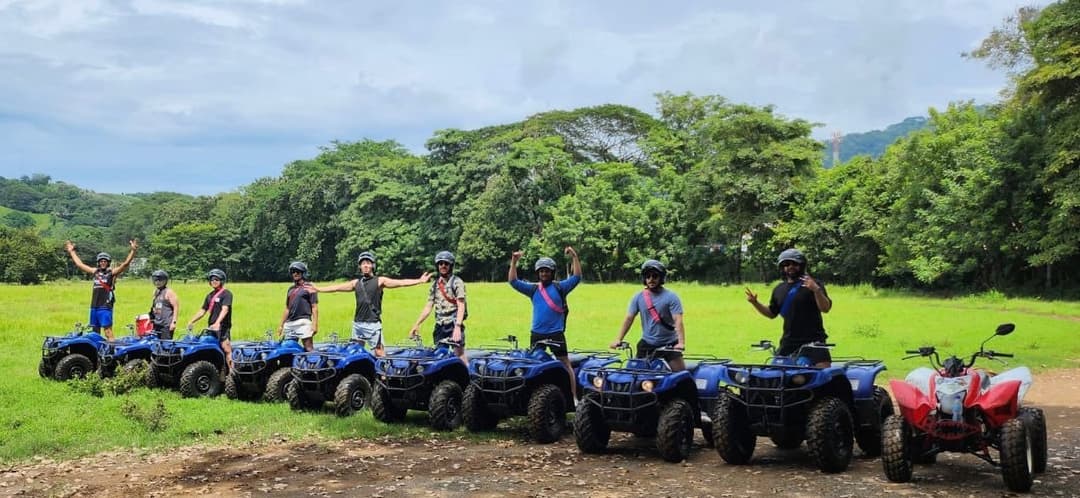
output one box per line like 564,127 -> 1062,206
429,380 -> 464,431
179,360 -> 221,398
656,398 -> 695,463
372,384 -> 407,423
712,393 -> 755,464
264,367 -> 293,403
333,373 -> 372,417
1000,417 -> 1034,492
1020,406 -> 1048,473
855,386 -> 894,457
526,384 -> 566,444
55,354 -> 93,381
881,414 -> 913,482
805,396 -> 854,473
463,384 -> 498,432
573,392 -> 610,454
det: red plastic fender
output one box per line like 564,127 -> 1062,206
890,379 -> 933,427
972,379 -> 1021,428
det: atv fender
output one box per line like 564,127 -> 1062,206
991,367 -> 1032,405
890,379 -> 933,427
973,379 -> 1021,428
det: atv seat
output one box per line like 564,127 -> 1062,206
568,353 -> 589,369
466,349 -> 492,359
683,359 -> 702,372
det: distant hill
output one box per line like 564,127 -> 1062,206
822,116 -> 929,168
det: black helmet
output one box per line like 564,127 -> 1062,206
357,251 -> 376,265
534,257 -> 556,272
96,252 -> 112,263
435,251 -> 455,266
207,268 -> 227,283
151,269 -> 169,281
641,259 -> 667,284
288,261 -> 309,278
777,248 -> 807,268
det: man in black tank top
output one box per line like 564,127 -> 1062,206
311,251 -> 430,357
149,269 -> 180,340
65,239 -> 138,340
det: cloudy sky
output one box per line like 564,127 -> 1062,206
1,0 -> 1039,195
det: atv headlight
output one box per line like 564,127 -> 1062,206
734,371 -> 749,385
513,368 -> 525,377
326,359 -> 336,368
936,377 -> 969,417
641,380 -> 655,392
259,352 -> 268,360
592,376 -> 603,389
414,364 -> 425,374
790,374 -> 807,386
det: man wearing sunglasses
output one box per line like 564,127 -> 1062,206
745,248 -> 833,367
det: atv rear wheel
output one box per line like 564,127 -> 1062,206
855,386 -> 894,457
1020,406 -> 1047,473
656,398 -> 695,463
372,384 -> 407,422
429,380 -> 464,430
55,354 -> 93,381
527,384 -> 566,444
573,392 -> 609,454
1000,416 -> 1034,492
146,366 -> 162,388
334,373 -> 372,417
123,358 -> 147,373
463,383 -> 498,432
179,360 -> 222,398
806,396 -> 854,473
286,379 -> 323,410
263,367 -> 293,403
881,414 -> 913,483
712,393 -> 755,464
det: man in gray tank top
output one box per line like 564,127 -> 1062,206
149,269 -> 179,340
311,251 -> 430,357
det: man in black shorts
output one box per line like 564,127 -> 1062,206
745,248 -> 833,367
186,269 -> 234,370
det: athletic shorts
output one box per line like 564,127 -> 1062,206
89,307 -> 113,329
433,322 -> 465,347
530,332 -> 568,357
204,328 -> 231,342
352,321 -> 383,346
636,339 -> 683,361
283,318 -> 315,340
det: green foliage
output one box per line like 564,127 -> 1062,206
0,227 -> 64,283
821,116 -> 929,168
1,210 -> 34,229
120,398 -> 170,433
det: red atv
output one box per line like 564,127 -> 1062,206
882,323 -> 1047,493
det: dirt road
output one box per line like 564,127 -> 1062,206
4,370 -> 1079,497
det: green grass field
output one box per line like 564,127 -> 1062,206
1,279 -> 1078,463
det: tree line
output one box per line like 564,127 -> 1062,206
2,0 -> 1078,296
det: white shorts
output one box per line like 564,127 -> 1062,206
283,318 -> 315,340
351,321 -> 383,346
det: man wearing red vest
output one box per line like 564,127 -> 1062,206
65,239 -> 138,340
610,259 -> 686,371
509,246 -> 582,400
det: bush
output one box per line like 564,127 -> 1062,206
120,399 -> 170,432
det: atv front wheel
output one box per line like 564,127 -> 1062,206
855,386 -> 894,457
263,367 -> 293,403
463,384 -> 498,432
372,384 -> 407,423
1020,406 -> 1048,473
38,359 -> 53,379
656,398 -> 695,463
286,379 -> 323,410
429,380 -> 464,430
806,396 -> 854,473
334,373 -> 372,416
881,414 -> 913,482
573,392 -> 610,454
179,361 -> 222,398
527,384 -> 566,444
712,394 -> 755,464
55,354 -> 93,381
1000,416 -> 1035,492
123,358 -> 148,373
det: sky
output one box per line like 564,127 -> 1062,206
0,0 -> 1041,195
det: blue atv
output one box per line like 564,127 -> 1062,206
710,340 -> 891,473
226,330 -> 307,402
371,338 -> 473,430
286,337 -> 377,416
98,326 -> 160,378
574,342 -> 721,462
464,335 -> 619,444
147,329 -> 229,398
39,323 -> 107,381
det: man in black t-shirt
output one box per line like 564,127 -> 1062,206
745,248 -> 833,367
186,269 -> 234,369
278,262 -> 318,352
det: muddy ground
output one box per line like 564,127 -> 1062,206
4,370 -> 1079,497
